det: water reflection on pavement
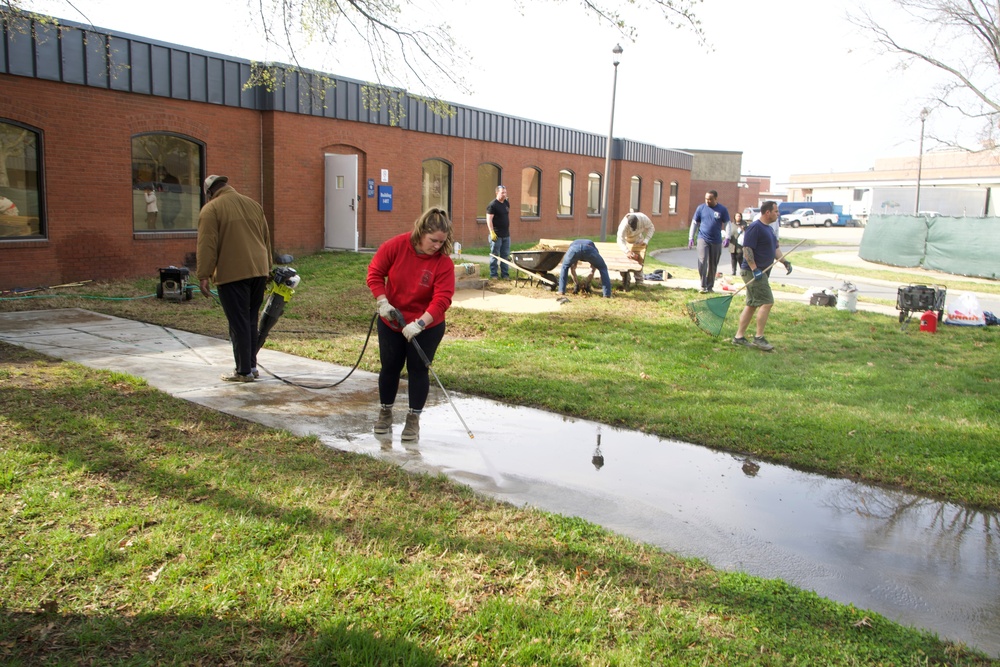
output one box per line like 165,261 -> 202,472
340,398 -> 1000,657
0,309 -> 996,657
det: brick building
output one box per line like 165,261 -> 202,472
0,13 -> 695,290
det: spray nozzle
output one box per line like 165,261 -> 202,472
389,308 -> 407,330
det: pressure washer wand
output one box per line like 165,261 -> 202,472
390,309 -> 475,439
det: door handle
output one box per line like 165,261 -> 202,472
349,198 -> 355,211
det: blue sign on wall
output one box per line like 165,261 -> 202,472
378,186 -> 393,212
367,178 -> 375,198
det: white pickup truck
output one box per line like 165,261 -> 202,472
779,208 -> 839,228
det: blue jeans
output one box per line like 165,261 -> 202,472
558,240 -> 612,297
489,235 -> 511,278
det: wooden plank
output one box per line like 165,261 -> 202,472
538,238 -> 644,273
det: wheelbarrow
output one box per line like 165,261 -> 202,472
508,250 -> 565,290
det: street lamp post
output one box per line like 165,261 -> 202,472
915,107 -> 930,214
599,44 -> 623,241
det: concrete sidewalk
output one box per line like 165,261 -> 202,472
2,307 -> 997,657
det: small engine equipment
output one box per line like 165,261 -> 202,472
156,266 -> 194,301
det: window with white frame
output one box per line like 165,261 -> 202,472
587,172 -> 601,215
477,163 -> 501,219
557,169 -> 574,216
521,167 -> 540,217
630,175 -> 641,211
422,158 -> 452,213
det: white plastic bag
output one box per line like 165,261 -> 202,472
945,293 -> 986,326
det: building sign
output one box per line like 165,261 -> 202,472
367,178 -> 375,198
378,186 -> 393,211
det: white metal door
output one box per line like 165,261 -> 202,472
324,154 -> 358,250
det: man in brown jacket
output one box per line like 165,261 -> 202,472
196,175 -> 273,382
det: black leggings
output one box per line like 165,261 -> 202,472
730,249 -> 743,274
376,318 -> 445,411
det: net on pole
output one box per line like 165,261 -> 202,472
685,294 -> 735,337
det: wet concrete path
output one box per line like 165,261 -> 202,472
1,308 -> 997,657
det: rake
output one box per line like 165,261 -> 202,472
686,239 -> 806,337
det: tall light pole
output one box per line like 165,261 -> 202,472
600,44 -> 623,241
915,107 -> 930,214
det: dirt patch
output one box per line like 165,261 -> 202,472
451,288 -> 563,314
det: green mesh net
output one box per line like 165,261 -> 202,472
686,294 -> 735,337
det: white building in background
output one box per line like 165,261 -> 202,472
781,149 -> 1000,222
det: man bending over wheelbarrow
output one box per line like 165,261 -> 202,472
557,239 -> 612,298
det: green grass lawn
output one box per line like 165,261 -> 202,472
1,343 -> 994,665
1,232 -> 998,663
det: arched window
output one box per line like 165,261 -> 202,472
669,181 -> 679,214
587,172 -> 602,215
0,119 -> 44,238
557,169 -> 574,216
652,180 -> 663,215
630,175 -> 641,212
131,133 -> 204,231
422,158 -> 452,213
521,167 -> 540,217
477,163 -> 501,219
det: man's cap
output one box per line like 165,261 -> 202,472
203,175 -> 229,196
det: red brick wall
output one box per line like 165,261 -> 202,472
1,73 -> 692,290
1,75 -> 261,290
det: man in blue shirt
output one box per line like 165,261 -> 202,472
732,200 -> 792,352
688,190 -> 730,293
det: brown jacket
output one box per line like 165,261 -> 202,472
196,185 -> 273,285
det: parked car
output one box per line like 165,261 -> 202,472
780,208 -> 839,227
742,207 -> 760,221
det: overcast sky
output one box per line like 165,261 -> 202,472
26,0 -> 954,190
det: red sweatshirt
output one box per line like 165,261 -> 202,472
367,232 -> 455,330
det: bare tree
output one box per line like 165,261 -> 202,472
250,0 -> 704,97
851,0 -> 1000,151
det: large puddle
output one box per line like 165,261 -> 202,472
331,396 -> 1000,657
1,309 -> 997,657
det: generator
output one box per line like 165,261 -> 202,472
156,265 -> 194,301
896,284 -> 946,326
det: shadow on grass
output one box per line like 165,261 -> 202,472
0,610 -> 441,666
1,345 -> 993,664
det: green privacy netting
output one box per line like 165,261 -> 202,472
860,215 -> 1000,279
924,217 -> 1000,279
858,215 -> 928,267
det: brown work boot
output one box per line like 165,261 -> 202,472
373,406 -> 393,434
401,412 -> 420,442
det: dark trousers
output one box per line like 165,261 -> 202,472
697,239 -> 723,290
217,276 -> 267,375
377,318 -> 445,411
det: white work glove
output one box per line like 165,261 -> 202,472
402,320 -> 425,341
376,296 -> 395,319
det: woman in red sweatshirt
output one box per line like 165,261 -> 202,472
366,207 -> 456,442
